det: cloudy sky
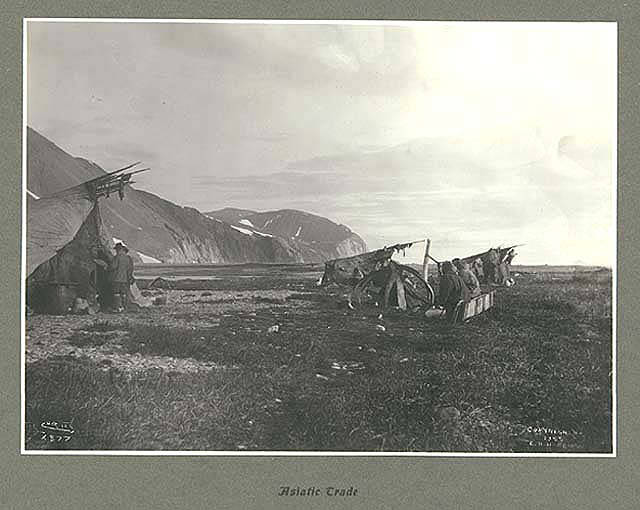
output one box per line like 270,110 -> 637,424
27,21 -> 616,265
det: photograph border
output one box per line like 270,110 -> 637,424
20,17 -> 618,458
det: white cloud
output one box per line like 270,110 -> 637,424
27,21 -> 615,265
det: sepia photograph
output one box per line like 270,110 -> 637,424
22,19 -> 616,455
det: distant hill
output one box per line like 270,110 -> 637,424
206,207 -> 367,261
26,127 -> 367,264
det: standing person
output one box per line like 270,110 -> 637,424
453,258 -> 481,298
496,260 -> 509,286
472,257 -> 484,282
483,248 -> 500,285
437,261 -> 470,324
111,242 -> 134,312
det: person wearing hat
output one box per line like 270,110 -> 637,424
111,242 -> 134,312
437,261 -> 470,324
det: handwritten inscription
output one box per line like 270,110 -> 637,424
515,425 -> 582,450
26,420 -> 75,444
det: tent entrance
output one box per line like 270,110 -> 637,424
28,282 -> 80,315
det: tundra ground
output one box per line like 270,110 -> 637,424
24,264 -> 612,453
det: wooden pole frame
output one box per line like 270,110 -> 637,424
422,238 -> 431,282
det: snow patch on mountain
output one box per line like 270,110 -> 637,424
263,217 -> 275,228
231,225 -> 254,236
138,251 -> 161,263
253,230 -> 273,238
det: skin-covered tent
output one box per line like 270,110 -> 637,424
25,161 -> 153,314
26,194 -> 114,314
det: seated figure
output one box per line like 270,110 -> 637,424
437,261 -> 470,324
453,258 -> 481,298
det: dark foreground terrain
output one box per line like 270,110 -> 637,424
25,264 -> 612,453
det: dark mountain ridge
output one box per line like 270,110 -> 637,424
26,127 -> 367,264
206,207 -> 367,260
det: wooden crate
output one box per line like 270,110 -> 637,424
462,290 -> 495,321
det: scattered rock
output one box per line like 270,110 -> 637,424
375,324 -> 386,332
331,361 -> 365,371
267,325 -> 280,333
72,298 -> 90,315
438,406 -> 461,423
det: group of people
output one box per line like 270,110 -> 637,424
479,248 -> 516,286
92,242 -> 135,312
435,248 -> 516,323
436,258 -> 482,324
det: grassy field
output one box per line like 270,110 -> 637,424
25,265 -> 612,452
